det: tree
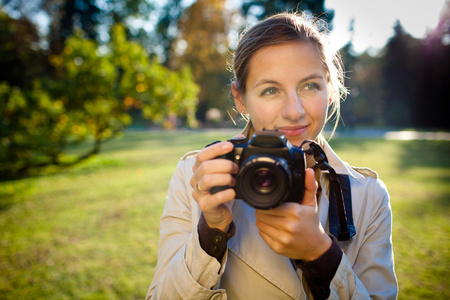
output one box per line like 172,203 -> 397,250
241,0 -> 334,28
171,0 -> 231,124
45,0 -> 155,54
415,7 -> 450,129
1,0 -> 155,54
0,10 -> 47,88
380,21 -> 422,127
0,24 -> 199,179
154,0 -> 185,64
339,42 -> 384,127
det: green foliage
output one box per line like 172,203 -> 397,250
108,25 -> 199,126
0,23 -> 199,179
0,82 -> 72,178
50,29 -> 130,143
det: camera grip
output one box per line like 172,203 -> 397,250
210,185 -> 232,194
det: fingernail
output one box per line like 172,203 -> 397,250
223,142 -> 234,151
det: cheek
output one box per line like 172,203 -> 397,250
319,101 -> 329,118
247,102 -> 280,129
314,92 -> 329,115
305,96 -> 329,122
317,104 -> 329,123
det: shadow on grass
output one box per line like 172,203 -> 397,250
0,197 -> 14,212
396,140 -> 450,212
330,138 -> 450,209
396,140 -> 450,170
0,179 -> 34,212
331,138 -> 450,170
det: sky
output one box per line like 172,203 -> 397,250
326,0 -> 448,54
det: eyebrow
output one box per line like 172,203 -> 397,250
253,73 -> 324,89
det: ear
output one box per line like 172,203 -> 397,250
328,97 -> 333,106
232,82 -> 246,114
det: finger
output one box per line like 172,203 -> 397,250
233,133 -> 246,139
257,224 -> 288,255
255,212 -> 288,234
195,183 -> 207,194
195,188 -> 236,212
258,229 -> 276,248
301,168 -> 318,209
197,159 -> 238,176
195,174 -> 236,194
190,159 -> 238,188
254,201 -> 300,219
193,141 -> 234,172
255,210 -> 283,228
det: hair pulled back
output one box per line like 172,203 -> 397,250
232,12 -> 347,131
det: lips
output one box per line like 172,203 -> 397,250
277,125 -> 309,137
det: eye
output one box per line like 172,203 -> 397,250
261,87 -> 279,96
303,82 -> 320,91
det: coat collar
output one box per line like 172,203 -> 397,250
315,135 -> 364,180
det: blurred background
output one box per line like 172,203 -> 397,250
1,0 -> 449,178
0,0 -> 449,299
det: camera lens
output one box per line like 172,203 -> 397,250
236,155 -> 291,209
253,168 -> 276,194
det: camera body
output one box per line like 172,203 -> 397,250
211,130 -> 306,210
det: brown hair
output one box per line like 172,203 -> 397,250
231,12 -> 347,133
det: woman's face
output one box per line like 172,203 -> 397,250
234,41 -> 330,146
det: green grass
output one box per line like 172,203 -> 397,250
0,130 -> 449,299
329,138 -> 450,298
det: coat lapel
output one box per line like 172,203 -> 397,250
228,200 -> 305,299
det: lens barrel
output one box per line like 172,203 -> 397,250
253,168 -> 276,194
237,155 -> 291,209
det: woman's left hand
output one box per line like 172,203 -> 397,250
255,168 -> 331,262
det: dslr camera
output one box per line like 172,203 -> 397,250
211,129 -> 306,210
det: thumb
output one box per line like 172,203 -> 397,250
301,168 -> 318,209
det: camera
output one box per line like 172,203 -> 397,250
210,129 -> 306,210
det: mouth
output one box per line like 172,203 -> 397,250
277,126 -> 309,137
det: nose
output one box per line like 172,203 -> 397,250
281,90 -> 305,121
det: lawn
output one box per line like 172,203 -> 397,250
0,130 -> 449,299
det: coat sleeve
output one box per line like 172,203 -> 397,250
145,157 -> 228,300
328,177 -> 398,300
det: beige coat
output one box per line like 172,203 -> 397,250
146,136 -> 397,299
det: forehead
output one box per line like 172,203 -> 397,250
246,41 -> 326,85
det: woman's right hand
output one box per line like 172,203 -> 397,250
190,141 -> 239,232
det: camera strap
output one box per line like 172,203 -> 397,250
328,174 -> 356,241
302,141 -> 356,241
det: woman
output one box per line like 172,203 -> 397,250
146,12 -> 397,299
